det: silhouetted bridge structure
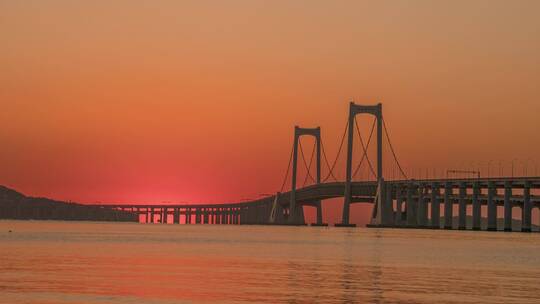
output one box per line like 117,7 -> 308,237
92,103 -> 540,232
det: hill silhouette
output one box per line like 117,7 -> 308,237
0,185 -> 137,222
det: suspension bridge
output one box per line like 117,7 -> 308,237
93,102 -> 540,232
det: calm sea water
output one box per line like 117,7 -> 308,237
1,220 -> 539,304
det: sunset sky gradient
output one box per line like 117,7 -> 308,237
1,1 -> 539,224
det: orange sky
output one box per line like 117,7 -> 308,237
1,1 -> 540,224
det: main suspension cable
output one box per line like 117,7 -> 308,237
352,118 -> 376,179
302,140 -> 316,186
298,139 -> 316,184
382,118 -> 408,179
322,121 -> 348,182
354,118 -> 377,179
279,143 -> 294,192
321,140 -> 338,182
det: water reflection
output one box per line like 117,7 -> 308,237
1,221 -> 540,304
367,230 -> 383,304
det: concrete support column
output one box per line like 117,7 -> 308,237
315,201 -> 323,225
161,208 -> 167,224
215,209 -> 221,224
195,208 -> 201,224
395,186 -> 403,226
458,182 -> 467,230
202,209 -> 207,224
522,181 -> 532,232
431,182 -> 440,229
444,182 -> 453,229
145,209 -> 149,223
151,208 -> 155,224
504,181 -> 512,232
273,200 -> 286,225
238,208 -> 243,224
417,184 -> 427,227
406,183 -> 417,227
174,208 -> 180,224
487,181 -> 497,231
472,182 -> 481,230
384,182 -> 394,226
186,209 -> 191,224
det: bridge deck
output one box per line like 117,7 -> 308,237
91,177 -> 540,210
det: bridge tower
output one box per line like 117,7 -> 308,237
289,126 -> 322,225
339,102 -> 383,227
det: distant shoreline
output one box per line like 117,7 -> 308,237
0,185 -> 137,222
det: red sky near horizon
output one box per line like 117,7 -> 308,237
1,1 -> 540,225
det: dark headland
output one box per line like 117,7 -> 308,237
0,185 -> 137,222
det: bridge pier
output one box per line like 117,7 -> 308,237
186,208 -> 191,224
224,208 -> 228,224
406,183 -> 417,227
202,209 -> 208,224
431,182 -> 440,229
487,181 -> 497,231
444,182 -> 453,229
195,208 -> 201,224
233,209 -> 237,224
313,201 -> 325,226
458,182 -> 467,230
215,209 -> 221,224
162,208 -> 167,224
417,184 -> 428,228
522,181 -> 532,232
504,181 -> 512,232
151,208 -> 155,224
395,185 -> 403,226
383,182 -> 394,226
472,182 -> 481,230
277,203 -> 286,224
174,208 -> 179,224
